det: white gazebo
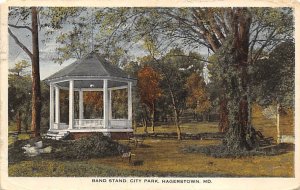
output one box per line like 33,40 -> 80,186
44,53 -> 135,134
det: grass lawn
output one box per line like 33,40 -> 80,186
8,104 -> 294,177
91,139 -> 294,177
9,138 -> 294,177
251,104 -> 294,139
8,133 -> 31,145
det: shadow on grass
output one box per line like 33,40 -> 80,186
182,143 -> 294,158
130,160 -> 144,166
137,144 -> 151,148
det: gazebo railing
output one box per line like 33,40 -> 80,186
110,119 -> 131,129
54,123 -> 69,130
74,119 -> 104,128
54,119 -> 131,130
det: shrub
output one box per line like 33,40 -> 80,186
61,133 -> 130,160
8,133 -> 130,163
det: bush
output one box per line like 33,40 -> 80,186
61,133 -> 130,160
8,133 -> 130,163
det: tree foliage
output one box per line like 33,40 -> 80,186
8,61 -> 50,133
137,66 -> 162,131
8,62 -> 32,132
151,48 -> 206,139
186,73 -> 211,115
253,41 -> 295,108
112,90 -> 128,119
9,60 -> 30,76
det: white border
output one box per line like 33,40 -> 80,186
1,1 -> 299,190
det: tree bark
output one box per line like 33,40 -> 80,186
276,102 -> 280,144
174,107 -> 181,140
169,89 -> 181,140
143,118 -> 148,133
224,8 -> 254,150
219,98 -> 229,132
30,7 -> 41,137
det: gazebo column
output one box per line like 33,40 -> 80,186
49,83 -> 54,130
109,89 -> 112,120
79,90 -> 84,125
55,85 -> 60,129
103,79 -> 109,128
128,82 -> 132,128
69,80 -> 74,130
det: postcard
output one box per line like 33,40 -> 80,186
0,0 -> 299,190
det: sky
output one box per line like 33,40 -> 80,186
8,24 -> 76,80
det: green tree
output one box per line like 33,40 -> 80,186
153,48 -> 205,139
253,41 -> 295,108
8,61 -> 32,133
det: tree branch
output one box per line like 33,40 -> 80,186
191,8 -> 221,52
8,28 -> 33,59
163,54 -> 213,64
8,24 -> 32,32
252,28 -> 276,64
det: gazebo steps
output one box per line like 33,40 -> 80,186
43,131 -> 70,140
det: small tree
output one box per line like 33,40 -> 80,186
9,60 -> 30,76
137,66 -> 162,132
186,73 -> 211,122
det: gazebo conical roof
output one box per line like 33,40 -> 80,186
44,53 -> 135,89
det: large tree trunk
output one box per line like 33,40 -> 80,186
221,8 -> 256,150
30,7 -> 41,137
